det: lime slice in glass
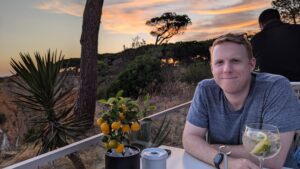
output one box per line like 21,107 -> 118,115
250,132 -> 271,155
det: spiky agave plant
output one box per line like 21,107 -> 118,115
10,50 -> 89,169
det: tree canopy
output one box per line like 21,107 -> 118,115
272,0 -> 300,24
146,12 -> 192,45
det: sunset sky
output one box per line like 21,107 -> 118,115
0,0 -> 272,77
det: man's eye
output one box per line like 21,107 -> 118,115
215,61 -> 223,65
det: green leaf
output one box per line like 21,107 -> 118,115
107,97 -> 117,105
99,99 -> 108,104
115,90 -> 123,98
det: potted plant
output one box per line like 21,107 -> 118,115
97,91 -> 144,169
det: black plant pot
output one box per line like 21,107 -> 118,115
105,146 -> 140,169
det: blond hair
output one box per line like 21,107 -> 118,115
210,33 -> 254,59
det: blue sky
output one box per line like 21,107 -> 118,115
0,0 -> 272,76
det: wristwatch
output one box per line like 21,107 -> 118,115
213,153 -> 224,169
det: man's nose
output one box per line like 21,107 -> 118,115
223,63 -> 232,73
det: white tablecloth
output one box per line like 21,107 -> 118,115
158,145 -> 292,169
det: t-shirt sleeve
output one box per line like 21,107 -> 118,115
187,82 -> 208,128
263,77 -> 300,132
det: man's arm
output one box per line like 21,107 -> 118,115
182,121 -> 218,165
211,132 -> 294,169
182,121 -> 259,169
264,131 -> 295,169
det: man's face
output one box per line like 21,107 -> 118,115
210,42 -> 256,95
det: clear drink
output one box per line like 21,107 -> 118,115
243,131 -> 281,159
242,123 -> 281,169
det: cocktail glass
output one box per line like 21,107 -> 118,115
242,123 -> 281,169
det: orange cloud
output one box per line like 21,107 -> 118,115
103,0 -> 178,34
108,0 -> 175,9
35,0 -> 176,34
192,1 -> 269,15
36,0 -> 83,17
34,0 -> 262,39
189,20 -> 258,33
102,10 -> 150,34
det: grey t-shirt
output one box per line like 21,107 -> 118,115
187,73 -> 300,168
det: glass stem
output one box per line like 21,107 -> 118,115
258,158 -> 264,169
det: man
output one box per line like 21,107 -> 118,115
183,33 -> 300,169
251,8 -> 300,81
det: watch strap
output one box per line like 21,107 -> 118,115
213,153 -> 224,169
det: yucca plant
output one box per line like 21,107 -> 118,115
10,50 -> 89,169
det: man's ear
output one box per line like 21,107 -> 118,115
209,47 -> 213,72
210,61 -> 213,72
250,57 -> 256,71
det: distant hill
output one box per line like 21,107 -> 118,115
98,40 -> 213,64
62,39 -> 213,71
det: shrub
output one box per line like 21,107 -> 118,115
107,54 -> 162,98
97,60 -> 109,77
181,61 -> 212,84
97,82 -> 110,99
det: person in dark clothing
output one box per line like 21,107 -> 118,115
251,8 -> 300,81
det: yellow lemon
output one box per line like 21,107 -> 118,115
119,112 -> 125,121
121,104 -> 128,112
104,142 -> 111,149
96,118 -> 105,126
108,140 -> 118,149
131,122 -> 140,132
100,122 -> 110,134
111,121 -> 121,130
122,124 -> 130,133
115,143 -> 124,153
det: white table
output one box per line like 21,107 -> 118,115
160,145 -> 292,169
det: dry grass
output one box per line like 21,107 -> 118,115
147,80 -> 194,112
0,145 -> 38,168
